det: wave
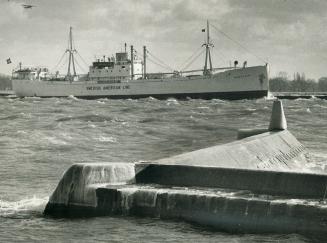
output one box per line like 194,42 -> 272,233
166,98 -> 179,105
56,115 -> 114,123
0,114 -> 20,121
197,106 -> 210,110
211,98 -> 226,103
0,196 -> 48,218
245,108 -> 257,112
67,95 -> 79,100
97,100 -> 106,104
312,104 -> 327,109
44,136 -> 69,146
141,96 -> 158,101
23,96 -> 42,100
139,117 -> 161,123
97,136 -> 117,143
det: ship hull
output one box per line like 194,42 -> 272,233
29,90 -> 266,100
12,65 -> 269,100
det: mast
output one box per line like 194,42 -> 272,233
203,20 -> 213,75
143,46 -> 146,79
66,27 -> 76,80
131,45 -> 134,80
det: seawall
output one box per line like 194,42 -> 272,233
44,100 -> 327,238
135,164 -> 327,199
95,185 -> 327,237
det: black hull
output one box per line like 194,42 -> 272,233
38,90 -> 268,100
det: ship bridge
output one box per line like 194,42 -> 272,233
89,51 -> 142,82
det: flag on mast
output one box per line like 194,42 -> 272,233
6,58 -> 11,64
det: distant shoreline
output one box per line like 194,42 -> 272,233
273,92 -> 327,99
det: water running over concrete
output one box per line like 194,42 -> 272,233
44,100 -> 327,238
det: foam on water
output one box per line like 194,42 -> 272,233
114,184 -> 327,212
147,96 -> 158,101
97,136 -> 117,143
166,98 -> 179,105
68,95 -> 79,100
44,136 -> 69,146
0,196 -> 48,217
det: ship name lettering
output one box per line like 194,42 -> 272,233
86,86 -> 101,90
102,85 -> 121,90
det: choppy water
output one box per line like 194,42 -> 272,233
0,96 -> 326,242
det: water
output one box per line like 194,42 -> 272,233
0,96 -> 326,242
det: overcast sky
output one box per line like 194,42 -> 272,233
1,0 -> 327,79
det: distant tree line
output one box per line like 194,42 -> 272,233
0,74 -> 11,90
270,72 -> 327,92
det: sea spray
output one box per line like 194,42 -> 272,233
0,196 -> 48,217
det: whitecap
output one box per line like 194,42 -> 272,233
166,98 -> 179,105
147,96 -> 158,101
98,136 -> 117,143
88,123 -> 97,128
16,130 -> 27,134
67,95 -> 79,100
45,136 -> 68,145
127,98 -> 137,102
245,108 -> 256,112
0,196 -> 48,217
24,96 -> 41,100
211,98 -> 225,103
60,132 -> 73,140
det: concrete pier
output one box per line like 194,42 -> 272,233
44,100 -> 327,238
135,164 -> 327,199
95,185 -> 327,236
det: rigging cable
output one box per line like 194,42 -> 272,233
146,56 -> 173,72
181,49 -> 205,72
210,23 -> 268,64
179,46 -> 204,71
54,54 -> 69,75
71,35 -> 89,72
211,46 -> 230,67
51,51 -> 67,72
146,50 -> 174,71
76,51 -> 90,69
74,58 -> 87,74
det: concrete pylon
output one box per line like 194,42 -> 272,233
269,100 -> 287,131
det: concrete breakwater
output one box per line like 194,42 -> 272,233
44,100 -> 327,237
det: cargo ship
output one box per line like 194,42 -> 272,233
12,21 -> 269,100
